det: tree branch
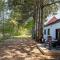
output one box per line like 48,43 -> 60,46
43,1 -> 60,8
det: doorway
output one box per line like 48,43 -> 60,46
56,29 -> 60,41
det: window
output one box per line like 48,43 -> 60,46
44,30 -> 46,35
48,29 -> 50,35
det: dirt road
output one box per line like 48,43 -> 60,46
0,38 -> 55,60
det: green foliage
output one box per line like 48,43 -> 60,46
0,0 -> 60,40
9,0 -> 60,23
0,0 -> 4,11
9,0 -> 34,21
25,19 -> 35,30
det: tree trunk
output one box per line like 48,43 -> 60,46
32,0 -> 43,43
33,0 -> 38,40
36,0 -> 43,43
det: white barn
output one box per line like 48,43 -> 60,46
43,16 -> 60,42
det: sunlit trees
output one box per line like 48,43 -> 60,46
4,0 -> 60,41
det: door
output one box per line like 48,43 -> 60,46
56,29 -> 60,41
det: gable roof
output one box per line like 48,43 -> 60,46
48,16 -> 57,25
44,16 -> 60,27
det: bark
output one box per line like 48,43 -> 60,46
32,0 -> 38,40
35,0 -> 43,42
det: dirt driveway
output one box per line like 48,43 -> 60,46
0,38 -> 55,60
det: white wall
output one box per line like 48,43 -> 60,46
43,22 -> 60,41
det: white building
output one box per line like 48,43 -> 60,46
44,16 -> 60,41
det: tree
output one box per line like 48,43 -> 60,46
0,0 -> 4,11
8,0 -> 60,42
33,0 -> 60,42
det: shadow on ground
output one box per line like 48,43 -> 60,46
0,38 -> 42,60
0,38 -> 58,60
